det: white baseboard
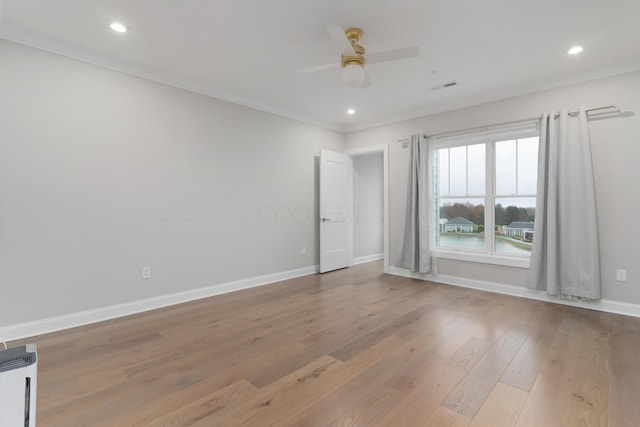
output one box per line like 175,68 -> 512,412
6,263 -> 636,343
353,253 -> 384,265
0,265 -> 318,342
388,266 -> 640,318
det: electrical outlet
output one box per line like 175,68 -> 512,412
616,269 -> 627,282
142,266 -> 151,279
301,246 -> 307,255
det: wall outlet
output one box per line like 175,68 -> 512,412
142,266 -> 151,279
301,246 -> 307,255
616,269 -> 627,282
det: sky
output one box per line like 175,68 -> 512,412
437,137 -> 539,209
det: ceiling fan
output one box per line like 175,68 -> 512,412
298,25 -> 419,89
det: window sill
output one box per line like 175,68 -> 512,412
432,249 -> 531,269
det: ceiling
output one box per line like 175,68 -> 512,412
1,0 -> 639,132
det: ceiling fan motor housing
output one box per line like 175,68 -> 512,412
341,27 -> 365,68
341,54 -> 364,68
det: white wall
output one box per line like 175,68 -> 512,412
0,39 -> 344,327
345,70 -> 640,305
352,152 -> 383,260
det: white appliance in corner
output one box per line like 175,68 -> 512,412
0,344 -> 38,427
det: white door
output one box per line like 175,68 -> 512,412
319,149 -> 353,273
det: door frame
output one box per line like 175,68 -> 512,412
345,144 -> 389,273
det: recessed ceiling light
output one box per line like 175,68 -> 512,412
568,46 -> 583,55
347,108 -> 355,115
110,22 -> 127,33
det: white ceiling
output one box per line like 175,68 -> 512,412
1,0 -> 639,132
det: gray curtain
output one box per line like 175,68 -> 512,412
396,134 -> 431,273
527,107 -> 601,300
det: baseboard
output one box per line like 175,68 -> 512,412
0,265 -> 319,341
353,253 -> 384,265
6,263 -> 636,342
387,266 -> 640,318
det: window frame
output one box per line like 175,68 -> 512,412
429,125 -> 539,268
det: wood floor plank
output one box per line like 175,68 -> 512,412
444,336 -> 492,374
499,329 -> 555,392
441,323 -> 530,418
612,313 -> 640,334
325,386 -> 401,427
469,382 -> 528,427
328,304 -> 436,361
424,406 -> 471,427
39,369 -> 188,427
139,379 -> 256,427
374,364 -> 465,426
243,342 -> 320,388
391,313 -> 479,362
191,355 -> 344,427
385,344 -> 447,394
609,324 -> 640,426
278,357 -> 405,426
561,326 -> 610,426
515,329 -> 583,427
609,365 -> 640,427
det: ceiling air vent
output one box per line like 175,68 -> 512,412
430,81 -> 458,91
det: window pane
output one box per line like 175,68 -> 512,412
449,146 -> 467,196
437,148 -> 449,196
467,143 -> 485,195
437,198 -> 484,252
495,140 -> 516,195
494,197 -> 536,255
517,137 -> 539,194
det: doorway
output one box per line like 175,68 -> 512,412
347,145 -> 389,273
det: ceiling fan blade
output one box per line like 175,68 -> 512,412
326,25 -> 355,55
366,46 -> 419,64
360,70 -> 372,89
297,63 -> 340,74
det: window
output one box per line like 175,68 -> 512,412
432,126 -> 539,266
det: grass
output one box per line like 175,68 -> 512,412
495,235 -> 532,251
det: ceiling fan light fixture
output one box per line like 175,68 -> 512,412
341,61 -> 365,88
568,46 -> 583,55
110,22 -> 127,33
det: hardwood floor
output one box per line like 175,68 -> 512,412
11,261 -> 640,426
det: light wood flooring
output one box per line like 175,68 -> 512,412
11,261 -> 640,426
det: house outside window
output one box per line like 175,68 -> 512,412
502,221 -> 535,240
431,125 -> 539,267
444,217 -> 474,233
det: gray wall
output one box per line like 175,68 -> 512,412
0,39 -> 344,325
353,152 -> 384,259
2,35 -> 638,329
345,70 -> 640,304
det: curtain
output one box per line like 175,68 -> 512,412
396,134 -> 431,273
527,107 -> 601,300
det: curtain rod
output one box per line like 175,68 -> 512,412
397,104 -> 617,144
